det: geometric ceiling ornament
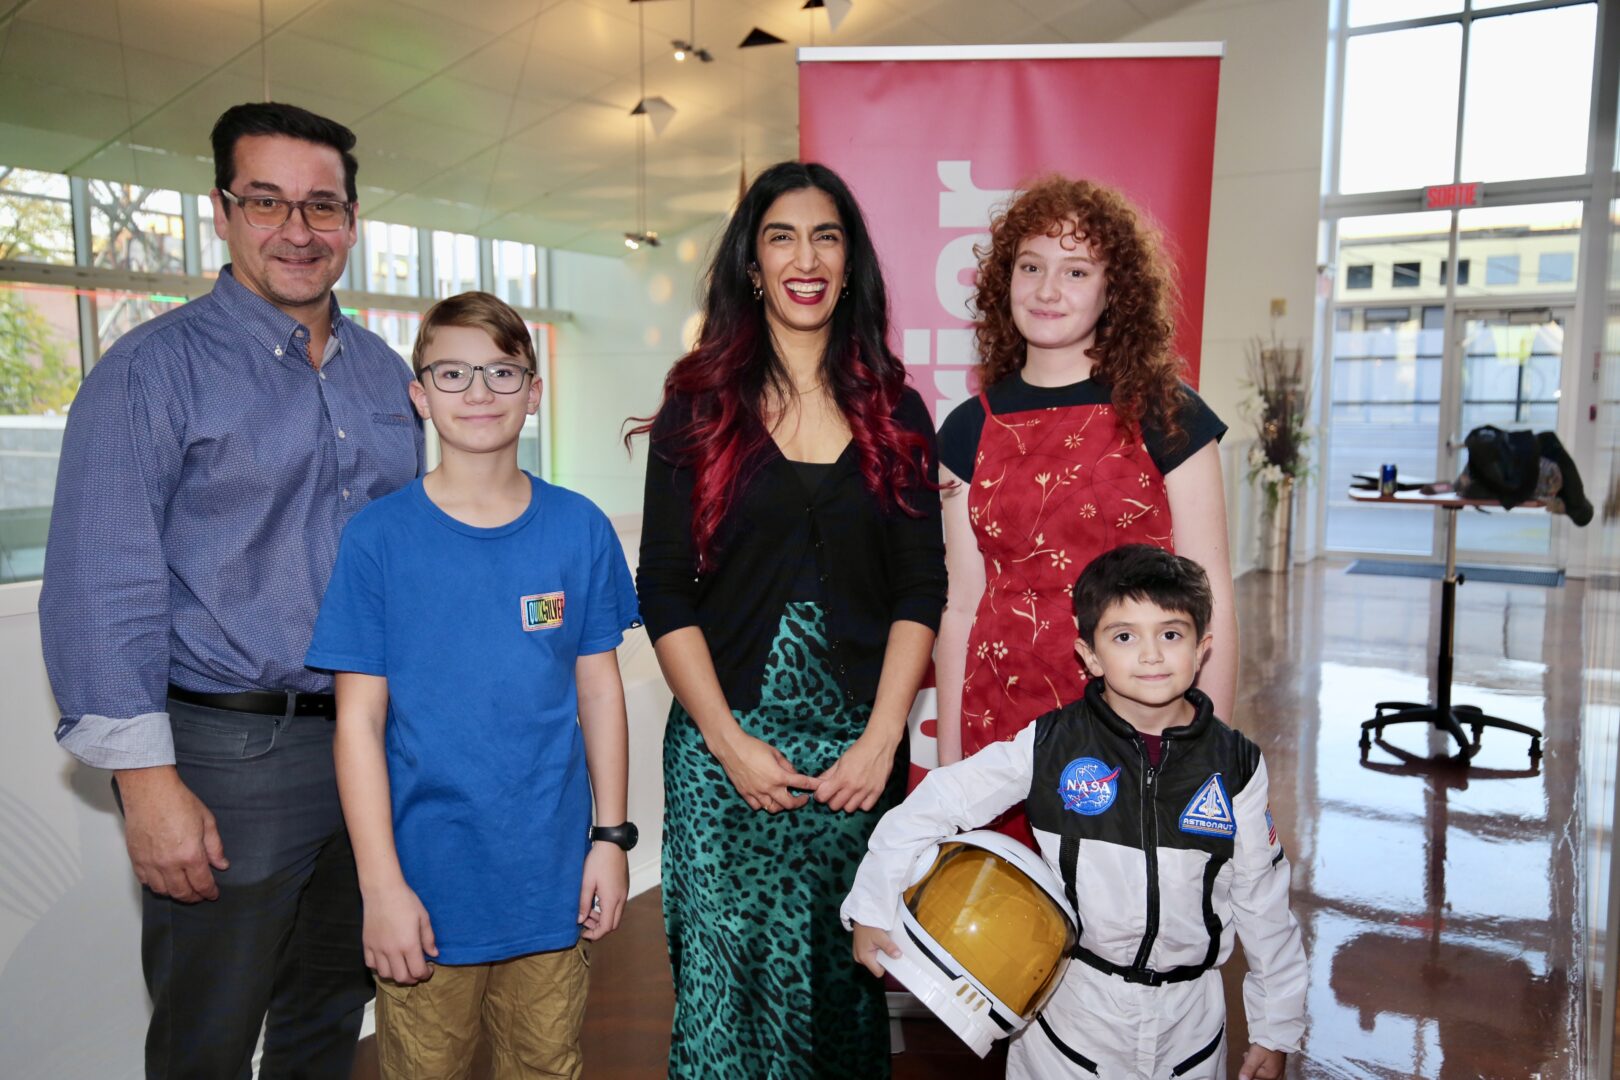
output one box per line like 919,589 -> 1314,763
630,96 -> 677,136
739,27 -> 787,48
802,0 -> 853,33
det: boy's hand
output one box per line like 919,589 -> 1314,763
1238,1044 -> 1285,1080
851,922 -> 902,978
363,882 -> 437,985
714,731 -> 820,813
578,841 -> 629,941
816,731 -> 899,813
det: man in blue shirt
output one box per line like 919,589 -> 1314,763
39,102 -> 423,1079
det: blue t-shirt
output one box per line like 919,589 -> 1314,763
305,474 -> 640,964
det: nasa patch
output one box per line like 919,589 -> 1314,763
1179,773 -> 1235,838
1058,757 -> 1121,816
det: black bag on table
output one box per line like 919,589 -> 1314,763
1457,424 -> 1592,526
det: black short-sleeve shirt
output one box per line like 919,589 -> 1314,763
937,374 -> 1227,482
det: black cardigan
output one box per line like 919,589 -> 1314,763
637,385 -> 947,711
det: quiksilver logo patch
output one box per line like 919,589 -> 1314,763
521,591 -> 565,631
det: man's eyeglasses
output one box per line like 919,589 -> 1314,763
219,189 -> 354,231
418,361 -> 534,394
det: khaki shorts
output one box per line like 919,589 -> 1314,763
374,941 -> 590,1080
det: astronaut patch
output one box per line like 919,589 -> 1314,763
1058,757 -> 1121,816
1179,773 -> 1235,837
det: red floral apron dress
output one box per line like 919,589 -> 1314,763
960,390 -> 1174,842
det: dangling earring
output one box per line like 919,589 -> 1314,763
753,283 -> 763,301
841,277 -> 851,299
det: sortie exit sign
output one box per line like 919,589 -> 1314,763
1424,182 -> 1483,210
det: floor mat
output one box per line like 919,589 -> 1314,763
1345,560 -> 1564,588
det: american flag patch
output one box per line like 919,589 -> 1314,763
1265,806 -> 1278,846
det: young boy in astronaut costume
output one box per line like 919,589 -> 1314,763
844,544 -> 1306,1079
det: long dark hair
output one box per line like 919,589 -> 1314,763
627,161 -> 929,569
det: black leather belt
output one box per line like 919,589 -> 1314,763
168,684 -> 336,718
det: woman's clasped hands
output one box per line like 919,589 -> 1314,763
712,727 -> 899,815
712,729 -> 820,813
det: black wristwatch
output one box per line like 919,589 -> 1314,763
590,822 -> 639,851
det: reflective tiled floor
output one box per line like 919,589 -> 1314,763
354,560 -> 1585,1078
1234,561 -> 1579,1079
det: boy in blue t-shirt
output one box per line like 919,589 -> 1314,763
306,291 -> 640,1079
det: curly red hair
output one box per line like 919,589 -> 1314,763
973,176 -> 1185,447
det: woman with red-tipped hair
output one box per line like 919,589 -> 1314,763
631,161 -> 945,1077
933,176 -> 1237,840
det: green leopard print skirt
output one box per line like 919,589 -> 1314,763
662,602 -> 905,1079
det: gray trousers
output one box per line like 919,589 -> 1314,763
119,697 -> 374,1080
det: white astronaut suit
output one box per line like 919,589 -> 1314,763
842,683 -> 1307,1079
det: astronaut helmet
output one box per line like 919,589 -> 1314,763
876,829 -> 1078,1058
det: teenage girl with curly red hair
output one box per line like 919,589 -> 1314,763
935,176 -> 1237,832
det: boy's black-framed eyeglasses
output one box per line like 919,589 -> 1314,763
219,189 -> 355,231
417,361 -> 534,394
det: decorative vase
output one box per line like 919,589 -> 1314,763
1259,477 -> 1295,573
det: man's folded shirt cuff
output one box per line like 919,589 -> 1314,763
56,711 -> 175,770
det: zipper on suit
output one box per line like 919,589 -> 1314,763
1130,737 -> 1166,971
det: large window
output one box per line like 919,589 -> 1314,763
1335,3 -> 1596,195
366,221 -> 421,297
0,169 -> 73,265
1322,0 -> 1601,564
493,239 -> 541,307
1457,4 -> 1597,183
1326,212 -> 1450,554
432,231 -> 481,298
196,195 -> 230,277
1454,203 -> 1581,300
88,181 -> 186,275
1338,24 -> 1462,194
0,282 -> 81,584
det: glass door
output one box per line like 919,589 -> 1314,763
1324,201 -> 1582,563
1448,306 -> 1568,561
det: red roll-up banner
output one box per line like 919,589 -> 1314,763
798,43 -> 1224,426
799,44 -> 1222,786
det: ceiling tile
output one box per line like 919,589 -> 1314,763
0,73 -> 131,145
3,21 -> 131,100
527,1 -> 639,73
306,0 -> 503,72
435,33 -> 621,105
267,34 -> 440,112
115,0 -> 267,61
1043,0 -> 1155,42
1130,0 -> 1202,21
383,78 -> 568,140
914,0 -> 1049,43
12,0 -> 126,47
569,0 -> 694,40
388,0 -> 552,36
